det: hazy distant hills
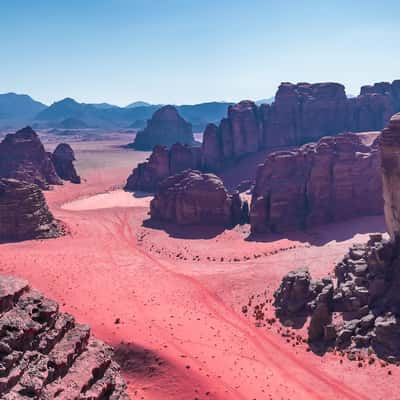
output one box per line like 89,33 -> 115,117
0,93 -> 47,127
0,93 -> 234,131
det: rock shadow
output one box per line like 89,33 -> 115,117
143,218 -> 227,239
113,342 -> 168,378
246,215 -> 386,246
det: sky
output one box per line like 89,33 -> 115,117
0,0 -> 399,106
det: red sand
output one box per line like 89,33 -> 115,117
0,141 -> 398,400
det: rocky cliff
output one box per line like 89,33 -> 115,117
0,127 -> 61,189
272,114 -> 400,362
150,169 -> 247,226
379,113 -> 400,240
0,274 -> 129,398
126,80 -> 400,192
250,133 -> 382,233
131,105 -> 195,150
0,178 -> 62,242
51,143 -> 81,184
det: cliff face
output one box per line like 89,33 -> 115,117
0,274 -> 128,398
0,178 -> 62,242
126,80 -> 400,193
250,133 -> 382,233
0,127 -> 61,189
271,115 -> 400,361
203,80 -> 400,166
379,113 -> 400,240
131,105 -> 195,150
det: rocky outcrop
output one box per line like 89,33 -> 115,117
124,143 -> 201,192
51,143 -> 81,184
0,127 -> 61,189
126,80 -> 400,193
202,80 -> 400,169
272,115 -> 400,361
131,105 -> 195,150
150,169 -> 247,226
0,274 -> 129,399
379,113 -> 400,240
250,133 -> 382,233
0,179 -> 62,242
274,234 -> 400,360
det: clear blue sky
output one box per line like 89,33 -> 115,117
0,0 -> 399,106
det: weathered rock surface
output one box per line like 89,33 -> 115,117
250,133 -> 382,233
0,127 -> 61,190
131,105 -> 195,150
125,143 -> 201,192
0,179 -> 61,242
51,143 -> 81,184
0,274 -> 129,399
127,80 -> 400,193
150,169 -> 247,226
379,113 -> 400,240
272,115 -> 400,361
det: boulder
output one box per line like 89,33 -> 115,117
0,274 -> 129,399
0,127 -> 61,189
51,143 -> 81,184
150,169 -> 244,226
0,179 -> 62,242
131,105 -> 195,150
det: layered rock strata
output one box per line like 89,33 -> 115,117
150,169 -> 248,226
0,179 -> 61,242
126,80 -> 400,192
250,133 -> 382,233
0,274 -> 129,399
0,127 -> 61,189
131,105 -> 195,150
273,114 -> 400,361
51,143 -> 81,184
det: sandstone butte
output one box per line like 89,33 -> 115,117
130,105 -> 195,150
273,113 -> 400,362
0,126 -> 81,188
150,169 -> 248,226
125,79 -> 400,192
250,133 -> 382,233
0,274 -> 129,399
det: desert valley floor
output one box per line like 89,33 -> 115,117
1,138 -> 399,400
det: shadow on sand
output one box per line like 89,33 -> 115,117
246,215 -> 387,247
142,218 -> 227,239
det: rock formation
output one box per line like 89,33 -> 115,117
250,133 -> 382,233
125,143 -> 201,192
273,113 -> 400,362
131,105 -> 195,150
0,178 -> 62,242
0,127 -> 61,189
51,143 -> 81,184
150,169 -> 247,226
379,113 -> 400,240
126,80 -> 400,192
0,274 -> 129,398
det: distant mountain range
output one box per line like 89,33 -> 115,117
0,93 -> 47,126
0,93 -> 237,132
